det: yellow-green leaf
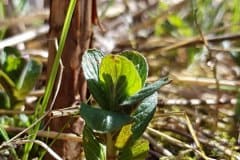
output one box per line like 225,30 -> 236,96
99,54 -> 142,109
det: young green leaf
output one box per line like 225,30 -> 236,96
82,49 -> 108,108
14,60 -> 42,100
83,126 -> 106,160
99,54 -> 142,109
121,50 -> 148,85
120,77 -> 169,107
2,54 -> 25,83
0,91 -> 10,109
80,103 -> 133,133
0,47 -> 42,100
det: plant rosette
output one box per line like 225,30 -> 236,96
80,49 -> 169,160
0,47 -> 42,109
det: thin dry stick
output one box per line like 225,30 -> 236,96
153,123 -> 240,159
156,111 -> 207,158
29,89 -> 45,97
146,127 -> 215,160
0,109 -> 34,115
160,33 -> 240,52
183,113 -> 203,152
171,73 -> 240,87
199,136 -> 240,159
158,98 -> 237,106
0,25 -> 49,49
46,96 -> 237,119
13,139 -> 62,160
0,102 -> 80,117
5,126 -> 82,142
49,38 -> 63,111
193,8 -> 220,130
0,111 -> 48,148
143,132 -> 173,156
50,105 -> 80,118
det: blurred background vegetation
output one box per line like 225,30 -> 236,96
1,0 -> 240,159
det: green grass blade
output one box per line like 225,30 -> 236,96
0,0 -> 6,39
41,0 -> 77,112
0,125 -> 19,159
22,0 -> 77,159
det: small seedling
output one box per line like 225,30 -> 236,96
0,47 -> 42,109
81,49 -> 169,160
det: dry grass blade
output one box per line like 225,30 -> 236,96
0,25 -> 49,49
4,126 -> 82,142
172,73 -> 240,87
13,139 -> 62,160
146,127 -> 215,160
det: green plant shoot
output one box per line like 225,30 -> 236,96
81,49 -> 169,160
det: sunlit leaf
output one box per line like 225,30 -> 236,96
115,124 -> 132,149
2,55 -> 24,83
119,138 -> 149,160
99,54 -> 142,109
121,50 -> 148,85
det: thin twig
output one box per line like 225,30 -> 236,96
0,111 -> 49,149
193,7 -> 220,130
0,109 -> 34,115
11,139 -> 62,160
153,123 -> 240,159
159,33 -> 240,52
48,39 -> 63,111
4,126 -> 82,142
143,132 -> 173,156
29,89 -> 45,97
156,111 -> 207,158
158,98 -> 237,106
0,25 -> 49,49
146,127 -> 215,160
171,73 -> 240,87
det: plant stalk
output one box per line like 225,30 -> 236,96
106,133 -> 117,160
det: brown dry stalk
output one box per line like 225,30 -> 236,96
4,126 -> 82,142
